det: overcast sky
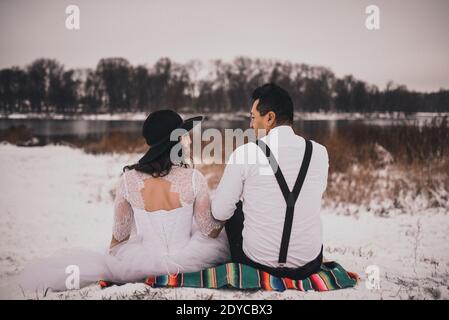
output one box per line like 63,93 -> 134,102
1,0 -> 448,92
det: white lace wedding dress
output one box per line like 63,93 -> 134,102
19,167 -> 230,292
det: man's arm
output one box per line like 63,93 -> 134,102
211,148 -> 246,221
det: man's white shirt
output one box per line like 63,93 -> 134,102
211,125 -> 329,268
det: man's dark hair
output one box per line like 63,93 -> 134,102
251,83 -> 294,125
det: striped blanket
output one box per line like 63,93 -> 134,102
99,261 -> 358,292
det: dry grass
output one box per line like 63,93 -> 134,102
316,118 -> 449,213
322,158 -> 449,215
0,125 -> 34,145
78,131 -> 147,155
313,117 -> 449,172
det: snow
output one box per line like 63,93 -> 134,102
0,143 -> 447,300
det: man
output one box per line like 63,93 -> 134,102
211,83 -> 329,279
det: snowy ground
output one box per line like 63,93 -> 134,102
0,143 -> 447,300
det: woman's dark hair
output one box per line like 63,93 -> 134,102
252,83 -> 294,125
123,148 -> 188,178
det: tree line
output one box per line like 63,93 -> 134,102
0,57 -> 448,115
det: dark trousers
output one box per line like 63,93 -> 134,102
225,201 -> 323,280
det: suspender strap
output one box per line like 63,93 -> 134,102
256,139 -> 313,264
255,140 -> 290,203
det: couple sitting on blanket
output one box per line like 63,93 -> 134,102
20,83 -> 329,291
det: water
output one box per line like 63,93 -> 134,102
0,115 -> 441,145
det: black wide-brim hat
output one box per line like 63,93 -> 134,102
138,110 -> 203,164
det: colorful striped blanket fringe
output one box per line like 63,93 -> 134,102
99,261 -> 358,292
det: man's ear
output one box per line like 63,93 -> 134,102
267,111 -> 276,127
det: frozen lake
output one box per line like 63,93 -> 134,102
0,112 -> 445,144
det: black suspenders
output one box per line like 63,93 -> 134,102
255,139 -> 313,265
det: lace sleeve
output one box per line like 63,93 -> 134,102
192,169 -> 224,236
112,173 -> 134,242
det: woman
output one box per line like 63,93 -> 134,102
19,110 -> 230,292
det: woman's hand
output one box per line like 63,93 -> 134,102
109,235 -> 129,254
110,236 -> 120,249
207,225 -> 224,239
